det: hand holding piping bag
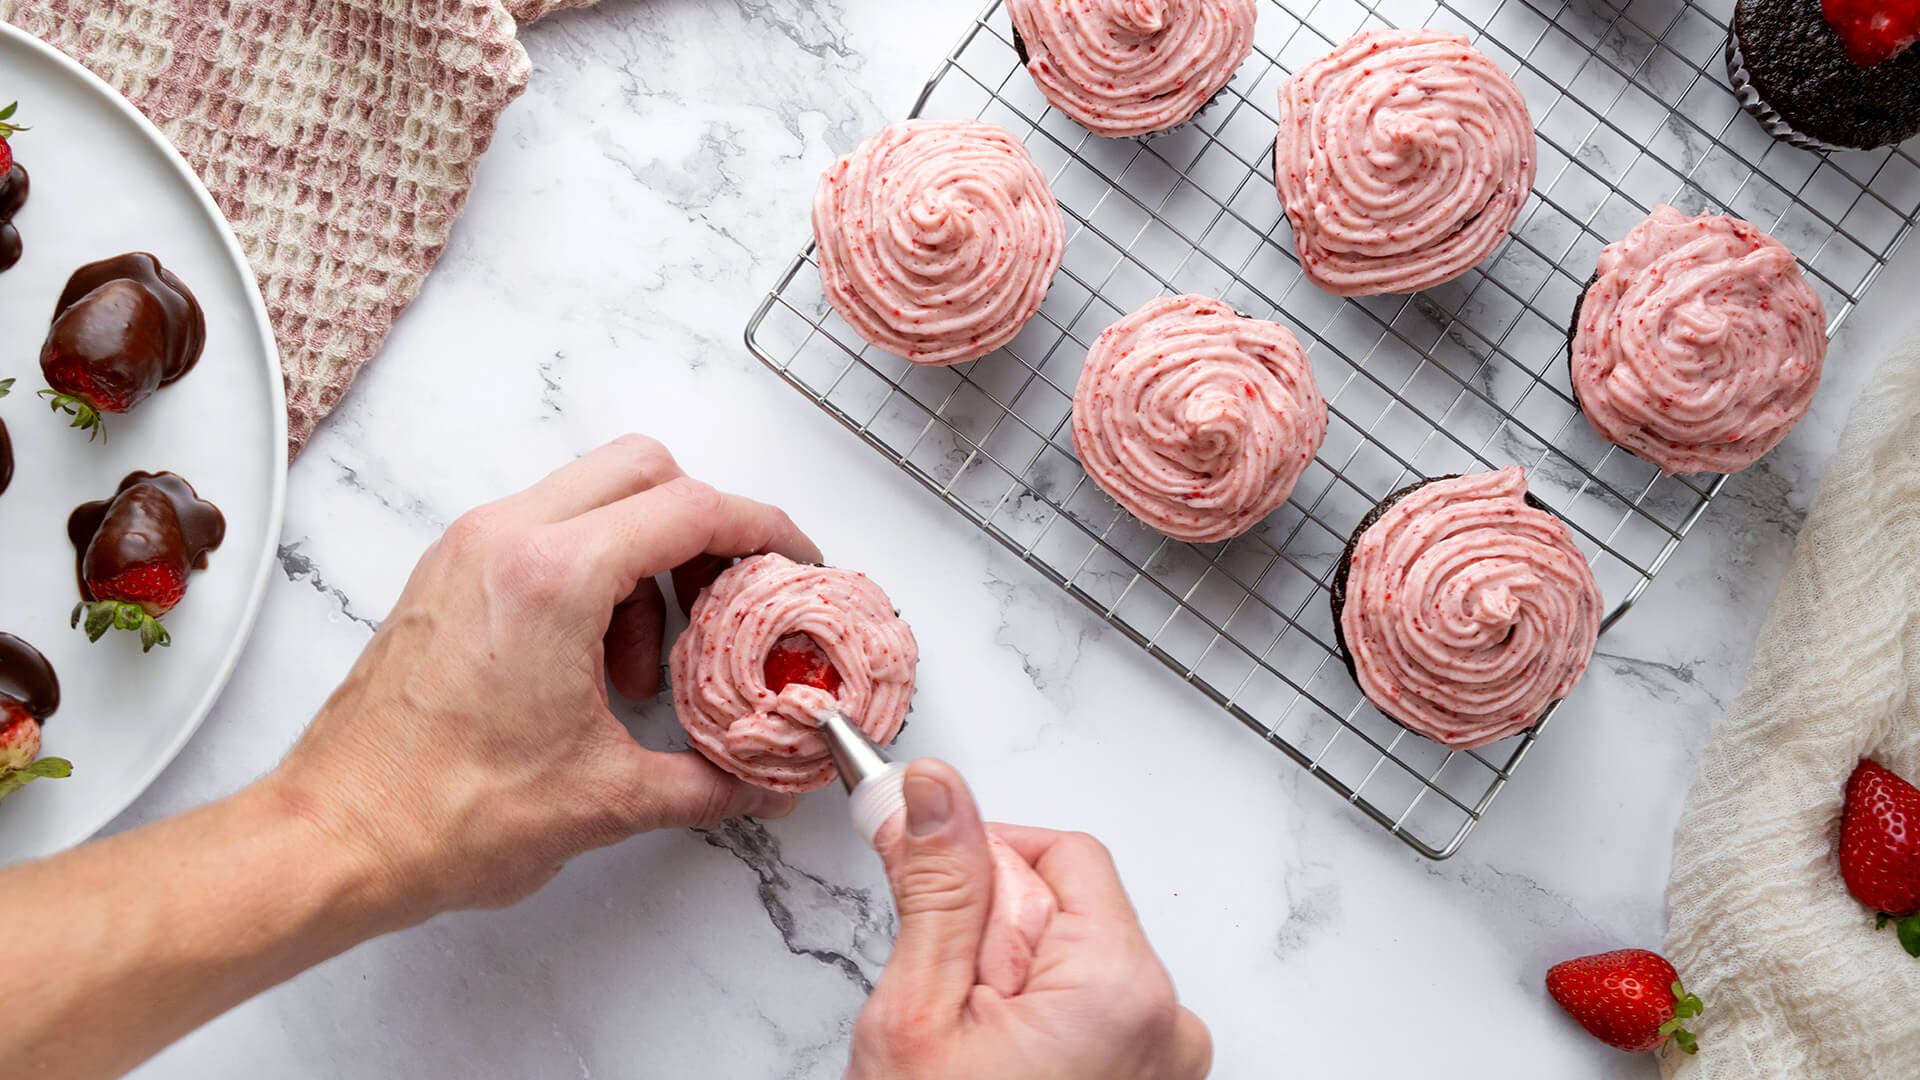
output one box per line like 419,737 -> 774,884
821,713 -> 1212,1080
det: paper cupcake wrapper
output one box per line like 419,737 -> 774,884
1725,32 -> 1848,154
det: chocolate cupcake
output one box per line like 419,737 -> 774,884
1274,29 -> 1537,297
1728,0 -> 1920,151
1330,468 -> 1602,750
1568,206 -> 1826,476
1006,0 -> 1256,138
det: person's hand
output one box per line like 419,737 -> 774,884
269,435 -> 816,922
849,760 -> 1212,1079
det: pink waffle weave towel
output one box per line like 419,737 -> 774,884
1,0 -> 589,453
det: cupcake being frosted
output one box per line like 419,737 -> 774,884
1275,29 -> 1536,297
671,554 -> 917,793
1007,0 -> 1258,138
813,120 -> 1063,366
1571,206 -> 1826,476
1072,295 -> 1327,543
1332,468 -> 1602,750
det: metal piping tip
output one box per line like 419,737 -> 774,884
818,710 -> 894,794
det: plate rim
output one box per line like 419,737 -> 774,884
0,20 -> 290,848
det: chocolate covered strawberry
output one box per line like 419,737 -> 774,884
0,103 -> 26,275
69,471 -> 225,652
1823,0 -> 1920,66
1840,758 -> 1920,956
0,633 -> 69,804
39,253 -> 204,440
1547,949 -> 1702,1055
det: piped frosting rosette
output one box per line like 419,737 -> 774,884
1072,295 -> 1327,543
1007,0 -> 1258,138
1571,206 -> 1826,475
1333,468 -> 1601,749
812,120 -> 1064,366
670,554 -> 918,793
1274,29 -> 1536,296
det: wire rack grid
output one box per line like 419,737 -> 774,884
745,0 -> 1920,858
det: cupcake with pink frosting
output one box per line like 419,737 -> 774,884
670,554 -> 918,793
1570,206 -> 1827,476
1274,29 -> 1536,297
1007,0 -> 1258,138
1072,295 -> 1327,544
813,120 -> 1063,366
1332,468 -> 1602,750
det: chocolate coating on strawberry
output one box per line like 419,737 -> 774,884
68,471 -> 225,651
0,164 -> 26,273
0,633 -> 59,723
39,253 -> 204,440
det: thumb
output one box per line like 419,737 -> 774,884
872,759 -> 996,1017
619,747 -> 796,832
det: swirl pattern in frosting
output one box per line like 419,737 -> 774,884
1007,0 -> 1258,138
670,554 -> 918,793
1274,29 -> 1536,296
1072,295 -> 1327,543
1335,468 -> 1601,749
812,120 -> 1064,366
1571,205 -> 1826,476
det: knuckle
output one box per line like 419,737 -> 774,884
500,531 -> 578,600
892,853 -> 984,918
609,433 -> 676,478
442,507 -> 502,555
1062,831 -> 1115,866
658,476 -> 723,515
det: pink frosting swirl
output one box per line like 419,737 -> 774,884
812,120 -> 1064,366
1072,295 -> 1327,543
1007,0 -> 1258,138
1572,206 -> 1827,475
670,554 -> 918,793
1275,29 -> 1536,296
1338,468 -> 1601,749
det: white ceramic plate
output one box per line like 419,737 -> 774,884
0,23 -> 286,862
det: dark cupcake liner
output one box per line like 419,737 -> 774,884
1328,474 -> 1556,738
1725,32 -> 1848,154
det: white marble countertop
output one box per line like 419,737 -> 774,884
124,1 -> 1919,1076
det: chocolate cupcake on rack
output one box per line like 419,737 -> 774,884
1331,467 -> 1602,750
1728,0 -> 1920,151
1072,294 -> 1327,543
1007,0 -> 1258,138
812,120 -> 1064,366
1274,29 -> 1536,296
1570,206 -> 1826,476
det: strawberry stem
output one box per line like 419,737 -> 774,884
0,756 -> 70,804
70,600 -> 170,652
38,389 -> 106,442
1897,914 -> 1920,959
1656,979 -> 1704,1055
0,101 -> 23,139
0,377 -> 13,398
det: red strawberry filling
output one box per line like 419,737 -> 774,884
1823,0 -> 1920,66
764,633 -> 843,695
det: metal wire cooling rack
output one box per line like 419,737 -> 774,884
745,0 -> 1920,858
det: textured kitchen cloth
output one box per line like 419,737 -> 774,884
1664,338 -> 1920,1079
0,0 -> 592,453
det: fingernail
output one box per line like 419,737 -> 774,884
749,790 -> 797,820
904,772 -> 952,837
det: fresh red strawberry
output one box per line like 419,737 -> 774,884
0,101 -> 22,178
1822,0 -> 1920,66
1840,759 -> 1920,957
1546,949 -> 1702,1054
764,633 -> 842,694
